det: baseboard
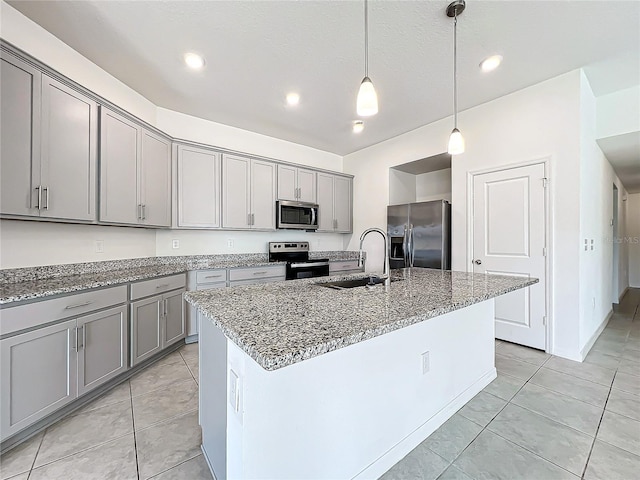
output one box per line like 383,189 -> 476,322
548,347 -> 582,362
579,309 -> 614,361
185,334 -> 199,344
352,368 -> 497,480
619,287 -> 630,303
202,445 -> 219,480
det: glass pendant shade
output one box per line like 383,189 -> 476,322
448,128 -> 465,155
357,77 -> 378,117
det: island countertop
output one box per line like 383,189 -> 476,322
185,268 -> 538,371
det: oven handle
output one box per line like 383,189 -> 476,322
289,261 -> 329,268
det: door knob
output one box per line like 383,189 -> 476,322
474,259 -> 482,265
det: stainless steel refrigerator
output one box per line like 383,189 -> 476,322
387,200 -> 451,269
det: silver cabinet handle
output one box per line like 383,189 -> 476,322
142,204 -> 146,220
163,298 -> 168,317
247,213 -> 251,226
42,186 -> 49,210
65,301 -> 93,310
137,204 -> 142,220
78,325 -> 85,350
156,283 -> 170,289
35,186 -> 42,209
474,259 -> 482,265
251,213 -> 255,226
204,274 -> 223,279
253,271 -> 268,275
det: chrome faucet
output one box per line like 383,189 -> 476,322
358,227 -> 391,287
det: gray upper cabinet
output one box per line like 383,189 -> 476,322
277,164 -> 316,203
1,52 -> 97,222
77,306 -> 128,396
0,52 -> 41,217
222,155 -> 275,230
40,75 -> 98,222
99,108 -> 139,224
316,173 -> 352,233
177,145 -> 221,228
99,107 -> 171,227
1,319 -> 78,440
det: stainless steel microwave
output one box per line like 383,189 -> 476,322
276,201 -> 319,230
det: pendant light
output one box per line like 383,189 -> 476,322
357,0 -> 378,116
447,0 -> 465,155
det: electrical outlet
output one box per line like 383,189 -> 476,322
421,351 -> 430,374
227,239 -> 234,248
172,239 -> 180,249
95,240 -> 104,253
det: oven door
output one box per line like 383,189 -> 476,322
277,201 -> 319,230
287,261 -> 329,280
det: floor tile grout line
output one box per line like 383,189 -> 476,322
581,370 -> 616,479
24,430 -> 45,480
130,377 -> 196,400
447,355 -> 551,479
145,452 -> 203,480
129,382 -> 141,480
133,408 -> 199,434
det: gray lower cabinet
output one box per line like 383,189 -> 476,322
1,51 -> 97,222
1,320 -> 77,440
131,295 -> 163,366
164,290 -> 186,346
77,306 -> 128,396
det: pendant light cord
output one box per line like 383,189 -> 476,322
453,12 -> 458,128
364,0 -> 369,77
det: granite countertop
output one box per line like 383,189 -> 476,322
0,251 -> 362,305
185,268 -> 538,371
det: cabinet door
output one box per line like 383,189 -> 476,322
163,290 -> 186,347
316,172 -> 335,232
222,155 -> 251,229
251,159 -> 276,230
77,306 -> 128,396
177,146 -> 220,228
40,75 -> 97,221
277,164 -> 297,201
140,130 -> 171,227
333,176 -> 352,233
1,320 -> 77,440
297,168 -> 317,203
0,53 -> 41,217
99,108 -> 140,225
131,296 -> 162,366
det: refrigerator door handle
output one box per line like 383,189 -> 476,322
408,224 -> 414,267
402,225 -> 409,266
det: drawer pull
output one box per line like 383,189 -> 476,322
156,284 -> 170,289
65,301 -> 93,310
253,271 -> 268,275
204,275 -> 223,279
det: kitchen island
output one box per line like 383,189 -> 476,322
185,268 -> 537,480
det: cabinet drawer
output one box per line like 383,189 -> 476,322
229,276 -> 285,287
130,274 -> 186,301
195,269 -> 227,285
0,285 -> 127,337
329,260 -> 361,273
228,265 -> 286,282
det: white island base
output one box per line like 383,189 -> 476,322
199,299 -> 496,480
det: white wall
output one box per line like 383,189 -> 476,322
416,169 -> 452,203
344,71 -> 584,359
0,2 -> 346,269
628,193 -> 640,288
0,221 -> 156,269
388,170 -> 417,205
596,85 -> 640,139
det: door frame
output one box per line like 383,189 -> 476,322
466,156 -> 553,352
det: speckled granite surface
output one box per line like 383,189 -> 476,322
185,268 -> 538,371
0,251 -> 361,304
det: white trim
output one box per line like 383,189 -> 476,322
619,286 -> 629,304
467,156 -> 553,354
580,309 -> 614,361
352,368 -> 496,480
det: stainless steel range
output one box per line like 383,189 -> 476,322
268,242 -> 329,280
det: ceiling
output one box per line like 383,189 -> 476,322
7,0 -> 640,157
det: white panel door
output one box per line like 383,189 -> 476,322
177,146 -> 220,228
222,155 -> 251,229
140,130 -> 171,227
251,159 -> 276,230
473,163 -> 546,349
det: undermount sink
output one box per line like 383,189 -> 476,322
317,276 -> 398,290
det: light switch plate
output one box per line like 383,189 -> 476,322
421,351 -> 430,374
229,369 -> 240,412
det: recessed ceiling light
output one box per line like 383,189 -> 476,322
184,52 -> 205,70
286,93 -> 300,106
353,121 -> 364,134
480,55 -> 503,73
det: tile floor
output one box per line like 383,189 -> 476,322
0,289 -> 638,480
